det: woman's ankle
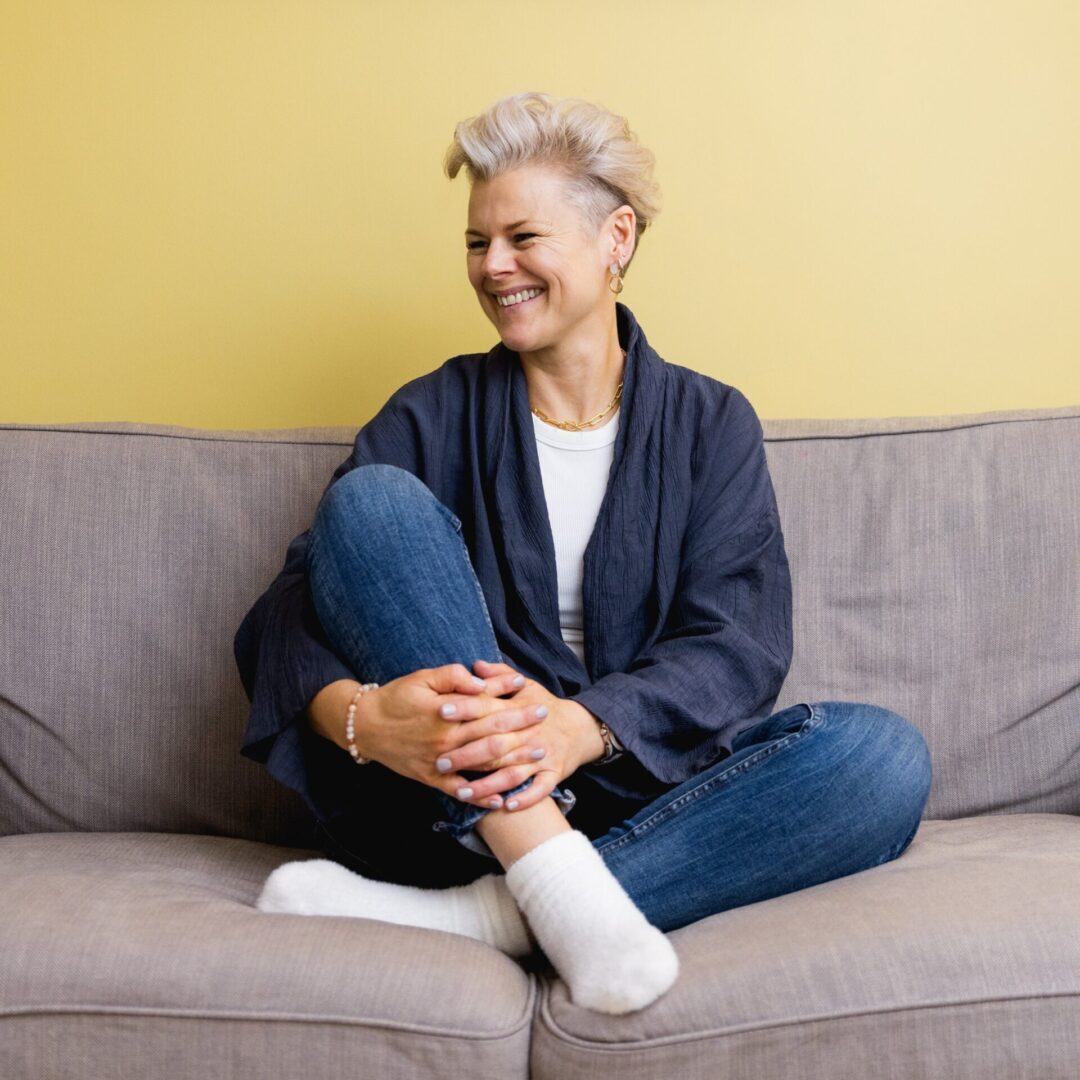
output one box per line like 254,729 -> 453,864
474,796 -> 572,869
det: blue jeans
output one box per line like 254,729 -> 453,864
307,464 -> 932,932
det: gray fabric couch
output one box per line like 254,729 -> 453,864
2,405 -> 1079,1080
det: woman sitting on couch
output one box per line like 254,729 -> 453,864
234,90 -> 932,1016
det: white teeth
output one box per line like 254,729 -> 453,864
497,288 -> 543,307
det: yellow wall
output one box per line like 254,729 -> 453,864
3,1 -> 1078,426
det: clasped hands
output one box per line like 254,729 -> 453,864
353,659 -> 602,814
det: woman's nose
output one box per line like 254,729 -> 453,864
482,240 -> 515,276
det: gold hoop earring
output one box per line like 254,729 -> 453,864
608,261 -> 624,295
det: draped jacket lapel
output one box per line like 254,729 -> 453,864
482,303 -> 666,690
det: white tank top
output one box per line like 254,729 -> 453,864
531,409 -> 620,667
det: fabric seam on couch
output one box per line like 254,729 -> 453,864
0,423 -> 354,449
536,989 -> 1080,1050
0,995 -> 537,1039
4,404 -> 1080,446
764,408 -> 1080,442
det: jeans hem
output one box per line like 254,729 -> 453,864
432,784 -> 578,847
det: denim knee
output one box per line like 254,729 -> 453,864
813,702 -> 933,837
335,463 -> 425,496
317,464 -> 442,523
872,706 -> 933,820
310,464 -> 461,554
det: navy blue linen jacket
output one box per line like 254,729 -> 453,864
234,303 -> 793,816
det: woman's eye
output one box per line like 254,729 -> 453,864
465,234 -> 535,252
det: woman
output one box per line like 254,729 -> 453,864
234,91 -> 932,1015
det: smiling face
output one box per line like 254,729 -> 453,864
465,163 -> 629,356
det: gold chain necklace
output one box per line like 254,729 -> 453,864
530,350 -> 626,432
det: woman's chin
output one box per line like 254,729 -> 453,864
488,308 -> 557,354
497,329 -> 539,354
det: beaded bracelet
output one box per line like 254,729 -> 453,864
345,683 -> 380,765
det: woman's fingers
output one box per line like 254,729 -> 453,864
433,708 -> 548,794
423,662 -> 519,699
426,671 -> 525,717
500,769 -> 559,813
472,659 -> 529,696
446,762 -> 538,805
438,733 -> 546,775
437,697 -> 548,732
473,658 -> 518,678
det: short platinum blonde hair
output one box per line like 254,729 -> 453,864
444,91 -> 661,279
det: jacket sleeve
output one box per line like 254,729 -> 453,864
232,378 -> 439,811
571,387 -> 793,787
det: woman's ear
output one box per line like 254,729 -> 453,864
608,203 -> 637,266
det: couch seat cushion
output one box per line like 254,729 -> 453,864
0,832 -> 534,1080
533,813 -> 1080,1080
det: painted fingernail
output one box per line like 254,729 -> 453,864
487,797 -> 502,808
506,800 -> 520,810
512,674 -> 525,687
535,705 -> 548,718
530,748 -> 546,760
440,704 -> 457,717
472,676 -> 487,687
436,757 -> 452,772
457,787 -> 473,799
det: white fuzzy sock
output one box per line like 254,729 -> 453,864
504,829 -> 680,1015
256,859 -> 534,958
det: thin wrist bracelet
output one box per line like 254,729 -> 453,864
597,720 -> 624,764
346,683 -> 380,765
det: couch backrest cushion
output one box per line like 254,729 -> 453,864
0,423 -> 353,842
767,406 -> 1080,819
2,407 -> 1078,839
